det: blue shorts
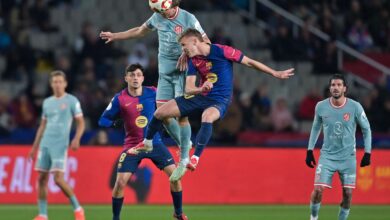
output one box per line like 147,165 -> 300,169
175,95 -> 228,119
117,142 -> 175,173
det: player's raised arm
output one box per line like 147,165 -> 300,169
240,56 -> 294,79
28,118 -> 47,160
99,24 -> 152,44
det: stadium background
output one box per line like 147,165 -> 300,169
0,0 -> 389,219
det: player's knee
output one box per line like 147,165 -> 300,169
313,186 -> 324,195
170,181 -> 181,191
154,109 -> 166,120
343,189 -> 353,200
38,175 -> 48,185
115,178 -> 128,190
53,176 -> 64,185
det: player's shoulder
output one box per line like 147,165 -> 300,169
346,98 -> 363,109
66,93 -> 80,103
316,98 -> 330,109
143,86 -> 157,97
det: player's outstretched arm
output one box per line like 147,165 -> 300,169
70,116 -> 85,151
99,24 -> 152,44
28,118 -> 47,160
240,56 -> 294,79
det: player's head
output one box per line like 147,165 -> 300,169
49,70 -> 67,95
159,0 -> 179,18
125,63 -> 144,89
178,28 -> 204,57
328,74 -> 348,99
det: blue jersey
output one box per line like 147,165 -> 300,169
99,87 -> 162,149
187,44 -> 244,104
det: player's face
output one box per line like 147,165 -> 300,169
329,79 -> 346,99
125,69 -> 144,89
50,75 -> 67,95
180,36 -> 198,58
160,7 -> 176,18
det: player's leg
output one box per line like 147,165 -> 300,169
156,74 -> 182,146
33,148 -> 50,220
112,151 -> 141,220
151,143 -> 187,220
187,106 -> 221,171
310,157 -> 335,220
130,99 -> 182,153
50,147 -> 84,220
337,158 -> 356,220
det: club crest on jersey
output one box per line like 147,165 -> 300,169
174,25 -> 183,34
206,73 -> 218,83
206,62 -> 212,70
135,116 -> 148,128
343,113 -> 350,121
136,104 -> 143,112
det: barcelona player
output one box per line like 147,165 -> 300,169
130,29 -> 294,181
305,74 -> 372,220
98,64 -> 188,220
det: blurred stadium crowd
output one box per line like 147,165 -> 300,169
0,0 -> 389,145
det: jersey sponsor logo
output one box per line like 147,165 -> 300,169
135,116 -> 148,128
343,113 -> 350,121
174,25 -> 183,35
206,73 -> 218,83
136,104 -> 143,112
333,121 -> 344,135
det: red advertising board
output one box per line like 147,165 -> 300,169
0,146 -> 389,204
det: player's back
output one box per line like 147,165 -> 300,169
41,93 -> 82,148
117,87 -> 162,148
316,98 -> 364,160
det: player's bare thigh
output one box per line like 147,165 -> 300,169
155,100 -> 181,120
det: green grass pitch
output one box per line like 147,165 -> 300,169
1,204 -> 389,220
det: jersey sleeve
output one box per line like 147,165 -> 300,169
355,102 -> 372,153
186,59 -> 197,76
308,103 -> 323,150
216,44 -> 244,63
71,97 -> 83,118
189,14 -> 206,36
145,13 -> 157,30
98,94 -> 121,128
41,100 -> 48,119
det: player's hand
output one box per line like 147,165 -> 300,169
274,68 -> 295,79
201,81 -> 213,92
177,52 -> 188,72
305,150 -> 316,168
360,152 -> 371,167
28,146 -> 38,161
100,31 -> 115,44
70,138 -> 80,151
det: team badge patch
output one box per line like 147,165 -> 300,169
136,104 -> 143,112
174,25 -> 183,35
206,73 -> 218,83
343,113 -> 350,121
135,116 -> 148,128
206,62 -> 212,70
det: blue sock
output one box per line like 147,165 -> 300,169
338,207 -> 350,220
146,116 -> 163,140
112,197 -> 124,220
164,118 -> 181,146
69,195 -> 81,210
194,122 -> 212,157
38,199 -> 48,216
180,124 -> 191,160
171,191 -> 182,216
310,202 -> 321,217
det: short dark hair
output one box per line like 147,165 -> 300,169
177,28 -> 203,42
126,63 -> 144,74
171,0 -> 181,7
329,73 -> 348,88
50,70 -> 67,82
